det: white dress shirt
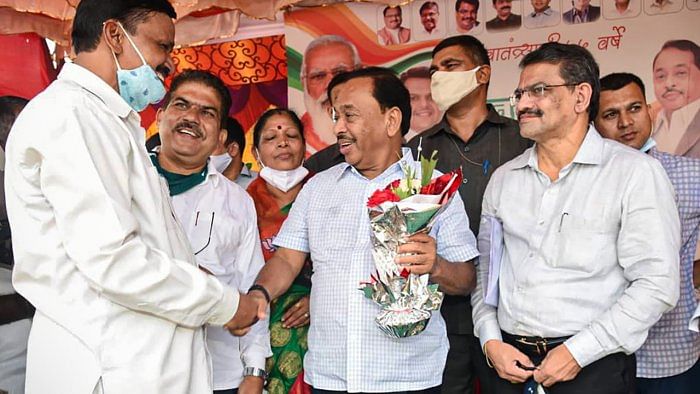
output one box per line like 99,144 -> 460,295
171,163 -> 271,390
472,128 -> 680,368
4,63 -> 238,393
603,0 -> 639,18
653,98 -> 700,156
274,149 -> 479,392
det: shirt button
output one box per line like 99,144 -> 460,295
462,178 -> 468,184
538,220 -> 544,225
528,252 -> 534,258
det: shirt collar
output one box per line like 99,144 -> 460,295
422,104 -> 506,139
639,137 -> 657,153
239,165 -> 254,178
336,147 -> 413,181
510,125 -> 603,170
205,159 -> 221,187
531,7 -> 553,17
58,63 -> 134,119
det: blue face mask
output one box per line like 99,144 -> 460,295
111,23 -> 166,112
639,137 -> 657,153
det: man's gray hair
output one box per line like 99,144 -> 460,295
301,35 -> 362,78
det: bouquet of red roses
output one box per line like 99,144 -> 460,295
360,149 -> 462,338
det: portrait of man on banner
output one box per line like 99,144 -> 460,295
651,39 -> 700,158
299,35 -> 362,153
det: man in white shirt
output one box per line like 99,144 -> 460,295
376,6 -> 411,45
414,1 -> 444,41
523,0 -> 560,28
472,43 -> 679,392
153,70 -> 271,394
651,39 -> 700,158
4,1 -> 261,393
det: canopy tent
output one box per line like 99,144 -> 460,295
0,0 -> 405,48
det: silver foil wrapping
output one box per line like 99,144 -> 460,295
360,204 -> 446,338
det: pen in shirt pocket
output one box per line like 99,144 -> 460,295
558,212 -> 569,233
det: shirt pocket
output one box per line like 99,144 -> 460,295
307,204 -> 359,263
552,213 -> 619,273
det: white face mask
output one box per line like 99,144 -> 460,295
257,150 -> 309,193
430,66 -> 482,111
210,152 -> 232,173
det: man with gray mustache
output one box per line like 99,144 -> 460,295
472,42 -> 679,392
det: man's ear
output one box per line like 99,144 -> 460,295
574,83 -> 593,115
477,64 -> 491,85
385,107 -> 403,138
218,129 -> 227,149
227,141 -> 241,159
103,20 -> 125,55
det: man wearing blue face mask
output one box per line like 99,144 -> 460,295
3,1 -> 263,393
407,35 -> 532,394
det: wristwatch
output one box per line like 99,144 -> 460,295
243,367 -> 268,383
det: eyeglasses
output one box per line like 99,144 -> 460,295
193,211 -> 215,255
304,66 -> 354,86
509,83 -> 580,106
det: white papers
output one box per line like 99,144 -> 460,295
483,215 -> 503,307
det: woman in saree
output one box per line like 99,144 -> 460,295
246,108 -> 313,394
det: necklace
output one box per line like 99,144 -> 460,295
446,125 -> 502,176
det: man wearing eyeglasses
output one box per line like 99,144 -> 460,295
153,70 -> 271,394
407,35 -> 531,394
472,42 -> 680,392
299,35 -> 362,155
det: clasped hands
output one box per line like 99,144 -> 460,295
223,291 -> 268,336
484,340 -> 582,387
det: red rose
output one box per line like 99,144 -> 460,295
367,188 -> 401,208
420,167 -> 463,198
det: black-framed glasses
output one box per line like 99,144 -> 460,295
193,211 -> 215,255
509,83 -> 580,106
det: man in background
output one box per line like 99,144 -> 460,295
594,72 -> 700,394
210,116 -> 258,189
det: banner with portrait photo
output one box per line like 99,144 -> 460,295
285,0 -> 699,158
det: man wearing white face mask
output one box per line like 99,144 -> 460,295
407,35 -> 532,394
3,1 -> 262,393
211,116 -> 259,189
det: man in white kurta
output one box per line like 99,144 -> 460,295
3,1 -> 256,392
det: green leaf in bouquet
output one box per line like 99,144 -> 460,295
362,286 -> 375,300
421,151 -> 438,187
405,206 -> 441,234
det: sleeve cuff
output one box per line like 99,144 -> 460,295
477,319 -> 503,350
564,329 -> 605,368
207,286 -> 238,326
243,351 -> 268,371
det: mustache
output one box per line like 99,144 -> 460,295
174,120 -> 202,137
517,108 -> 544,120
662,87 -> 684,97
336,132 -> 356,143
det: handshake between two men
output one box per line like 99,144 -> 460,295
224,287 -> 270,336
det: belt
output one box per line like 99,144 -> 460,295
502,331 -> 571,356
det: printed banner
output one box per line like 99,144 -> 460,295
285,1 -> 699,158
